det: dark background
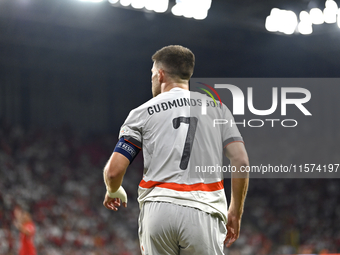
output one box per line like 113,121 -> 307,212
1,0 -> 340,134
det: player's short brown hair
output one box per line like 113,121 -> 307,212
152,45 -> 195,80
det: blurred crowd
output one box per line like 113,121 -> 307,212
0,120 -> 339,254
0,120 -> 142,255
226,178 -> 340,254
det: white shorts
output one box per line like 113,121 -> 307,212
138,201 -> 227,255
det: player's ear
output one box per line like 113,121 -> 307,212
158,69 -> 165,83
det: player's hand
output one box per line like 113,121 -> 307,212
103,193 -> 127,211
224,212 -> 241,248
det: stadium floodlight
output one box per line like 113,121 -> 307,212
171,4 -> 184,16
120,0 -> 131,7
325,0 -> 338,10
324,7 -> 337,23
300,11 -> 312,23
282,10 -> 298,34
265,16 -> 277,32
265,8 -> 281,32
152,0 -> 168,13
298,11 -> 313,35
78,0 -> 105,2
131,0 -> 145,9
183,8 -> 194,19
267,0 -> 340,35
171,0 -> 212,20
110,0 -> 168,13
144,0 -> 168,13
265,8 -> 297,34
193,0 -> 211,20
298,21 -> 313,34
310,8 -> 324,24
323,0 -> 338,23
193,9 -> 208,20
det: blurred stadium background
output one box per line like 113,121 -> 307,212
1,0 -> 340,254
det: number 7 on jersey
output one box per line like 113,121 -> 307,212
172,117 -> 198,170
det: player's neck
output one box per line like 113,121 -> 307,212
161,82 -> 189,93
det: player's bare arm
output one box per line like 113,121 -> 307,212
224,142 -> 249,248
14,210 -> 34,236
14,218 -> 30,235
13,208 -> 25,233
103,152 -> 129,211
15,222 -> 34,236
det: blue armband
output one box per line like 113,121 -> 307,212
114,137 -> 141,164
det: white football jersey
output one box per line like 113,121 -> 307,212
119,88 -> 243,223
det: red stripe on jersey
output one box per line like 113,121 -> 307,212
124,139 -> 142,150
139,179 -> 224,192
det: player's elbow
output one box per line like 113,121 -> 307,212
104,152 -> 129,181
231,154 -> 249,178
105,165 -> 123,181
230,152 -> 249,167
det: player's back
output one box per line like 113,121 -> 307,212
120,87 -> 243,222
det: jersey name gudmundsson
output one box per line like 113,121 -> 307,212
147,97 -> 221,115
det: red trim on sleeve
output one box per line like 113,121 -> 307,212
224,140 -> 244,148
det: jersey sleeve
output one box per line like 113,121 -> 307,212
222,105 -> 244,148
118,108 -> 143,149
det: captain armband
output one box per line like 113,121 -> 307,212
113,137 -> 141,164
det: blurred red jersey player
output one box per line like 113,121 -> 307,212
13,205 -> 36,255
